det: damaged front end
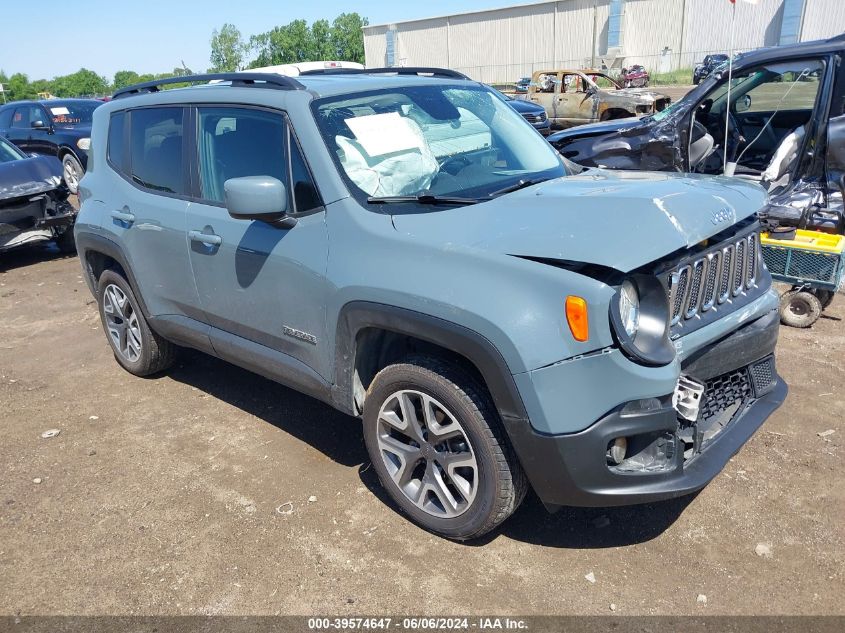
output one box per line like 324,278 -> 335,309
0,155 -> 76,254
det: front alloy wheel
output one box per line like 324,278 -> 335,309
376,389 -> 479,518
363,357 -> 527,540
62,154 -> 83,195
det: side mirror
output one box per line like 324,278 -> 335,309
31,120 -> 49,130
735,94 -> 752,113
224,176 -> 293,227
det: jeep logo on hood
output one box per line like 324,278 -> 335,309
711,208 -> 733,225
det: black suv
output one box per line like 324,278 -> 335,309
0,99 -> 101,195
693,54 -> 729,85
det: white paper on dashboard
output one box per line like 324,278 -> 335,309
50,107 -> 70,115
344,112 -> 422,157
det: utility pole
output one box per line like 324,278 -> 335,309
591,0 -> 598,68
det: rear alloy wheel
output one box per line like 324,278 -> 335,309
363,357 -> 527,540
780,289 -> 822,328
96,269 -> 174,376
62,154 -> 83,195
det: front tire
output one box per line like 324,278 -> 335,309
96,269 -> 175,376
363,356 -> 527,540
62,153 -> 84,195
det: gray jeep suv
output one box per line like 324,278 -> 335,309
74,69 -> 787,540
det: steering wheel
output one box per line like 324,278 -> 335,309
439,154 -> 471,176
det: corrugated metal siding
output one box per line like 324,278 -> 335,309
361,0 -> 845,82
363,24 -> 389,67
801,0 -> 845,41
396,18 -> 450,68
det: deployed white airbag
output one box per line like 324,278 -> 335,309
336,113 -> 439,197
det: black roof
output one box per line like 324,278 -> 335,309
734,33 -> 845,68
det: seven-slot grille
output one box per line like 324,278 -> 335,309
668,232 -> 760,326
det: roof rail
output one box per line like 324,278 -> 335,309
113,73 -> 305,99
300,66 -> 471,80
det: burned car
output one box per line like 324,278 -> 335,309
548,34 -> 845,233
0,136 -> 76,254
526,69 -> 671,129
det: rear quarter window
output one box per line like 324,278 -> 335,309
107,111 -> 127,175
128,107 -> 186,195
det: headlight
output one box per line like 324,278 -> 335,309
619,280 -> 640,336
76,138 -> 91,150
609,275 -> 674,367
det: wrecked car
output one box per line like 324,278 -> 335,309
526,69 -> 671,129
75,68 -> 784,540
621,64 -> 650,88
0,98 -> 101,195
0,136 -> 76,254
694,54 -> 729,85
548,34 -> 845,234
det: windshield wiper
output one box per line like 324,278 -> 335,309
367,194 -> 480,205
489,178 -> 550,197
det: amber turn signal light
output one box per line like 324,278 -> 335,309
565,296 -> 589,342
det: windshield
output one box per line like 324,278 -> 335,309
0,137 -> 25,163
312,84 -> 566,202
45,101 -> 99,126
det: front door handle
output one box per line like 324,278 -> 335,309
110,209 -> 135,224
189,230 -> 222,246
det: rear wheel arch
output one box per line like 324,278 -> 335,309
76,232 -> 150,317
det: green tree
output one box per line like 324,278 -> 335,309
113,70 -> 141,89
210,23 -> 247,72
330,13 -> 368,64
6,73 -> 37,101
50,68 -> 109,97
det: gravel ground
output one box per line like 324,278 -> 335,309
1,244 -> 842,617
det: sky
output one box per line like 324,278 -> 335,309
0,0 -> 516,81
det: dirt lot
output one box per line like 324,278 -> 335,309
1,244 -> 842,617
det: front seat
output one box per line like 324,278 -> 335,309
735,125 -> 806,190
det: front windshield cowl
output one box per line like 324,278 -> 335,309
312,82 -> 568,207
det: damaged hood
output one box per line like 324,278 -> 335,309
0,155 -> 63,202
391,170 -> 767,273
610,87 -> 669,103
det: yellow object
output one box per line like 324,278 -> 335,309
761,229 -> 845,255
565,296 -> 589,342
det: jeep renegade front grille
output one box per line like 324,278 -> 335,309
667,231 -> 762,327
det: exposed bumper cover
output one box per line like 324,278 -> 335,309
505,310 -> 786,508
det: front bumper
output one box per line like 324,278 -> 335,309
504,309 -> 787,508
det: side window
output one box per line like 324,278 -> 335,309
197,106 -> 286,204
289,130 -> 322,212
107,112 -> 126,174
741,60 -> 823,114
129,107 -> 185,195
0,108 -> 12,129
11,106 -> 37,128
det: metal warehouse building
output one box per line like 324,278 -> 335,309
363,0 -> 845,83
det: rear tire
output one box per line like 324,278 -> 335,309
780,290 -> 822,328
96,269 -> 175,376
362,356 -> 527,540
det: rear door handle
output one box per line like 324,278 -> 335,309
189,230 -> 222,246
110,209 -> 135,224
